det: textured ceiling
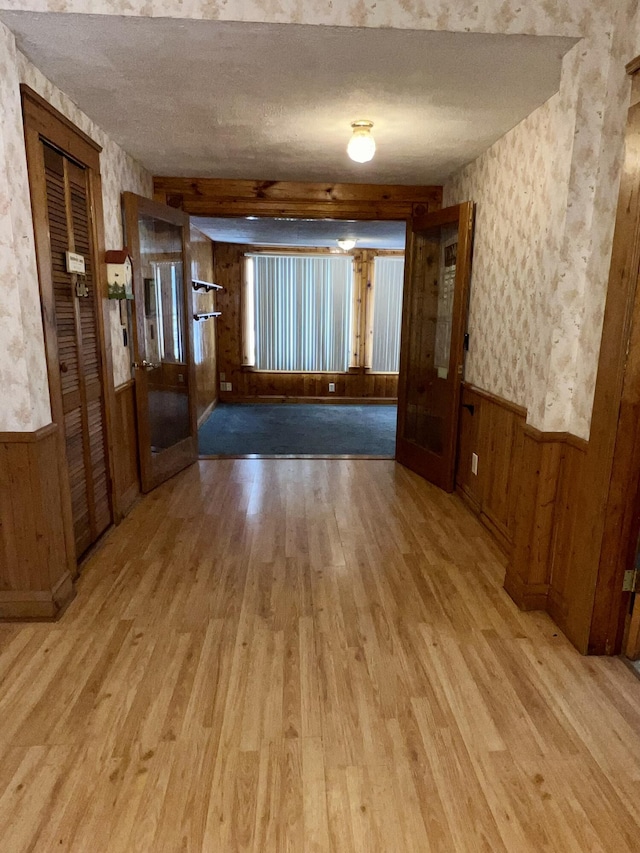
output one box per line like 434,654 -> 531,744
193,217 -> 407,249
2,12 -> 576,184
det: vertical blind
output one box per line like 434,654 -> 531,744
371,256 -> 405,372
249,254 -> 353,371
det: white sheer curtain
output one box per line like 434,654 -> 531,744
249,254 -> 353,372
371,256 -> 404,372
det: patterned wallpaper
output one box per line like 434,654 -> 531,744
0,1 -> 592,37
445,1 -> 638,437
444,89 -> 570,426
0,23 -> 50,431
18,54 -> 154,389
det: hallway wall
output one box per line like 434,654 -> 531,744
2,0 -> 635,440
17,51 -> 153,392
0,20 -> 152,436
445,2 -> 638,440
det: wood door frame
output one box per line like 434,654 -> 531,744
396,201 -> 474,492
123,192 -> 197,492
566,61 -> 640,654
22,86 -> 119,574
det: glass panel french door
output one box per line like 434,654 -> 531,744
396,202 -> 474,491
123,193 -> 197,492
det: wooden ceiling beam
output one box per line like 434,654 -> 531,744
153,177 -> 443,220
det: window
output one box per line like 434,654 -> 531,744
370,256 -> 404,372
246,253 -> 353,372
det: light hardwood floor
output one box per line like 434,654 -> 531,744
2,459 -> 640,851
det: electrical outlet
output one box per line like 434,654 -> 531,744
220,372 -> 226,381
178,373 -> 184,383
471,452 -> 479,476
328,382 -> 335,392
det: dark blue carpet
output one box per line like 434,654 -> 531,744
198,403 -> 397,456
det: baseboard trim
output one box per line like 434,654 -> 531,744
503,572 -> 550,612
456,485 -> 513,556
220,395 -> 398,406
198,397 -> 218,428
0,570 -> 75,620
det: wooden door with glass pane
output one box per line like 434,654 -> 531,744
123,194 -> 197,492
396,202 -> 474,491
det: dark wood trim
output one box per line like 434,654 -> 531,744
626,55 -> 640,75
465,384 -> 527,419
21,85 -> 101,160
0,423 -> 57,443
197,398 -> 218,428
523,423 -> 589,452
153,177 -> 442,220
559,85 -> 640,654
22,88 -> 117,562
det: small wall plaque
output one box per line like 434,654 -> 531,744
65,251 -> 86,274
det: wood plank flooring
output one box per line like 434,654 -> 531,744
2,459 -> 640,851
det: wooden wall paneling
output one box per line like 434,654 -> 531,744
191,226 -> 218,425
455,386 -> 482,512
546,441 -> 588,624
153,178 -> 442,220
455,384 -> 526,554
480,395 -> 525,549
0,426 -> 74,618
506,429 -> 563,610
113,380 -> 140,515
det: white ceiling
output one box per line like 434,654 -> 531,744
1,12 -> 576,184
193,217 -> 406,249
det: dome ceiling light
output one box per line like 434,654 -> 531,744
347,120 -> 376,164
337,238 -> 357,252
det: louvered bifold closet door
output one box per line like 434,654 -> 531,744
43,143 -> 110,556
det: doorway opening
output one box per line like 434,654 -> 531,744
193,215 -> 405,459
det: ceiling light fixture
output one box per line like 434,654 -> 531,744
337,238 -> 356,251
347,120 -> 376,163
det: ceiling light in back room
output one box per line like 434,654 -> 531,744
347,120 -> 376,163
337,238 -> 357,251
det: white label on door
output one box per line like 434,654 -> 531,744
65,251 -> 86,274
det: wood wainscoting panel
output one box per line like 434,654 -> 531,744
546,440 -> 588,625
457,383 -> 590,631
506,429 -> 564,610
505,426 -> 588,615
113,381 -> 140,517
456,384 -> 525,553
0,424 -> 74,619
